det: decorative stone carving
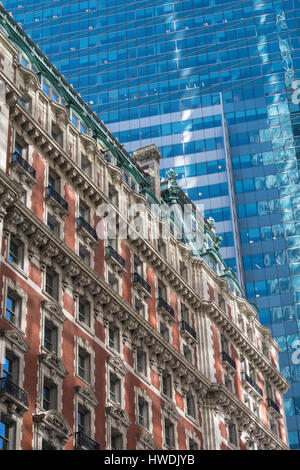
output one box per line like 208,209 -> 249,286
38,353 -> 68,379
33,410 -> 72,444
0,328 -> 30,354
74,385 -> 98,407
105,404 -> 131,427
106,355 -> 127,376
161,401 -> 180,421
136,432 -> 157,450
41,300 -> 66,324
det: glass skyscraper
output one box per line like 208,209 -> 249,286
3,0 -> 300,448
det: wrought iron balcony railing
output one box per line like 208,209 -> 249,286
46,186 -> 68,212
132,272 -> 151,294
267,398 -> 280,415
181,320 -> 197,340
75,431 -> 100,450
0,377 -> 29,408
12,152 -> 36,179
106,245 -> 125,268
158,297 -> 175,319
78,217 -> 98,241
221,351 -> 236,370
244,373 -> 263,397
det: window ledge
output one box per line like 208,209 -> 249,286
136,370 -> 151,385
6,259 -> 28,280
75,374 -> 94,390
42,290 -> 61,305
107,344 -> 122,357
75,317 -> 94,337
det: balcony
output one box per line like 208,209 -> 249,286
0,377 -> 29,415
242,372 -> 263,401
74,431 -> 100,450
180,320 -> 197,342
77,216 -> 98,246
267,398 -> 281,417
157,296 -> 175,324
132,272 -> 151,299
46,186 -> 69,217
106,245 -> 126,274
11,152 -> 36,187
221,351 -> 236,372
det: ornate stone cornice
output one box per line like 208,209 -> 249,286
203,300 -> 289,393
207,384 -> 289,450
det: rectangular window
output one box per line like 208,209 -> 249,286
158,280 -> 167,301
181,303 -> 190,323
108,184 -> 118,206
45,268 -> 59,301
9,237 -> 24,268
165,419 -> 175,447
78,348 -> 90,383
51,122 -> 63,148
136,349 -> 147,376
48,169 -> 60,193
108,271 -> 119,293
79,200 -> 90,223
78,297 -> 91,327
5,291 -> 20,326
108,325 -> 120,352
79,244 -> 90,265
0,419 -> 14,450
109,373 -> 121,403
3,352 -> 18,384
162,371 -> 172,398
47,213 -> 60,236
134,256 -> 143,275
180,262 -> 188,280
138,396 -> 149,429
135,298 -> 145,318
111,428 -> 123,450
189,438 -> 198,450
81,155 -> 92,177
44,320 -> 58,353
183,344 -> 192,363
78,407 -> 90,436
160,321 -> 169,341
43,379 -> 57,411
228,423 -> 237,446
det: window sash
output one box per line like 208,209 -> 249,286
165,421 -> 174,447
0,421 -> 10,450
6,296 -> 17,324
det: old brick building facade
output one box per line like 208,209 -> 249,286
0,7 -> 290,450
